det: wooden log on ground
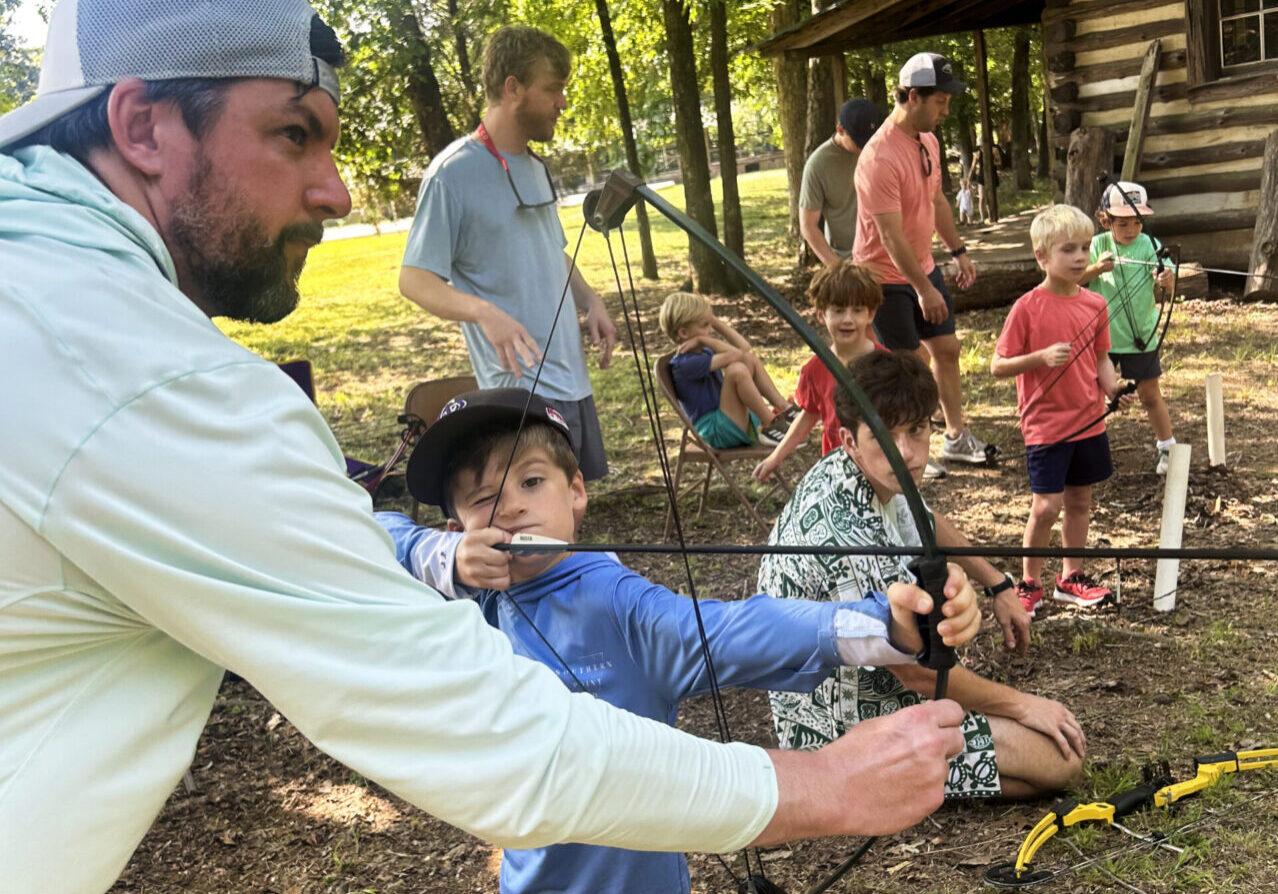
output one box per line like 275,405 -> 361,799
1121,39 -> 1162,181
1173,262 -> 1208,299
940,259 -> 1043,311
1065,127 -> 1116,214
1245,130 -> 1278,301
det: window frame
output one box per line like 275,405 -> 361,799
1186,0 -> 1278,98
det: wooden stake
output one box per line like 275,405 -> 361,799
1121,39 -> 1162,181
1154,443 -> 1192,612
1206,373 -> 1226,466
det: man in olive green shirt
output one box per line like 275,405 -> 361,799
799,98 -> 882,266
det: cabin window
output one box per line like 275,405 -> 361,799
1218,0 -> 1278,68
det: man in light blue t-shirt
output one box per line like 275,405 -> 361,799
399,25 -> 615,480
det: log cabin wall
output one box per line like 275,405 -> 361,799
1044,0 -> 1278,267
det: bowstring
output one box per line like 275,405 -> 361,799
605,222 -> 777,887
483,218 -> 593,694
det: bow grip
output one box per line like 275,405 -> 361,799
1108,782 -> 1158,819
1108,380 -> 1138,414
907,554 -> 955,672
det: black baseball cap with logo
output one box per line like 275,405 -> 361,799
406,388 -> 577,510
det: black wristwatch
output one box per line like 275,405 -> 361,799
984,573 -> 1014,599
950,244 -> 968,258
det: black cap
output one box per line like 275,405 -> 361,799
837,98 -> 882,150
406,387 -> 576,510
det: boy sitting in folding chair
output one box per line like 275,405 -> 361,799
659,291 -> 798,448
374,386 -> 981,894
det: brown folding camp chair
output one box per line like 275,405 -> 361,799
654,352 -> 792,540
397,375 -> 477,520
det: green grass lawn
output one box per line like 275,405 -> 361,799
218,168 -> 802,488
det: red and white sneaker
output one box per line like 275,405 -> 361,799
1017,579 -> 1044,617
1053,571 -> 1112,608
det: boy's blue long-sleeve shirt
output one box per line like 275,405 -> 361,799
376,512 -> 908,894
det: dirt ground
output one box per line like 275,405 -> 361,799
109,292 -> 1278,894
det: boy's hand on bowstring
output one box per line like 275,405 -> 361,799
1095,250 -> 1115,273
885,562 -> 980,655
1155,268 -> 1175,294
1040,342 -> 1071,367
456,527 -> 513,591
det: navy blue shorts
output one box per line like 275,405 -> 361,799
873,266 -> 957,350
1025,431 -> 1113,494
1109,350 -> 1161,382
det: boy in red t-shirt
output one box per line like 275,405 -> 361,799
992,205 -> 1132,615
753,260 -> 881,483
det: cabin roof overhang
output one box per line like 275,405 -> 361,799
756,0 -> 1047,57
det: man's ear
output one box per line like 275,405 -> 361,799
502,74 -> 524,101
446,518 -> 465,533
838,424 -> 858,457
105,78 -> 181,178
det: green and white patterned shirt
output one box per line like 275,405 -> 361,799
760,449 -> 1000,798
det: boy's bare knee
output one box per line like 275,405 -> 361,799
723,360 -> 749,380
1030,494 -> 1063,522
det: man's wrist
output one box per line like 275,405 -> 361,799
949,244 -> 968,258
984,573 -> 1015,600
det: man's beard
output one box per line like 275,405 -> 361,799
515,102 -> 557,145
168,150 -> 324,324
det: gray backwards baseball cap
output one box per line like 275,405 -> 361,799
0,0 -> 341,151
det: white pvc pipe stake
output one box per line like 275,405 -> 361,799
1206,373 -> 1226,467
1154,443 -> 1192,612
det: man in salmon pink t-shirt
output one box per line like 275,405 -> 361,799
854,52 -> 996,471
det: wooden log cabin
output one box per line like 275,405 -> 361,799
758,0 -> 1278,270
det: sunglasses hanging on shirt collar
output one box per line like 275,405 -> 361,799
474,123 -> 559,210
917,138 -> 933,178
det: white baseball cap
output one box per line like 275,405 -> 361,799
0,0 -> 341,151
899,53 -> 967,94
1100,181 -> 1154,217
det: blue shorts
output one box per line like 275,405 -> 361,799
874,266 -> 957,350
1025,431 -> 1113,494
695,410 -> 760,449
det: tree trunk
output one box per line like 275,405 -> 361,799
1011,26 -> 1034,190
805,56 -> 836,157
1065,126 -> 1116,214
399,6 -> 457,158
663,0 -> 730,293
596,0 -> 659,279
1037,102 -> 1050,179
710,0 -> 745,286
1245,130 -> 1278,301
936,127 -> 953,195
973,30 -> 999,222
772,0 -> 808,244
865,46 -> 889,116
447,0 -> 481,131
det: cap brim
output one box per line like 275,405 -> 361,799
0,86 -> 107,151
406,404 -> 520,510
938,78 -> 967,94
1106,205 -> 1154,217
405,403 -> 577,511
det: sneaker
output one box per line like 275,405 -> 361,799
923,458 -> 947,480
1155,447 -> 1170,475
757,421 -> 786,446
941,428 -> 993,464
1053,571 -> 1112,608
776,404 -> 802,428
1017,579 -> 1044,618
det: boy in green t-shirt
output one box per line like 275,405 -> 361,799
1081,181 -> 1177,474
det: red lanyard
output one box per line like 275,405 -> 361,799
473,122 -> 546,169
